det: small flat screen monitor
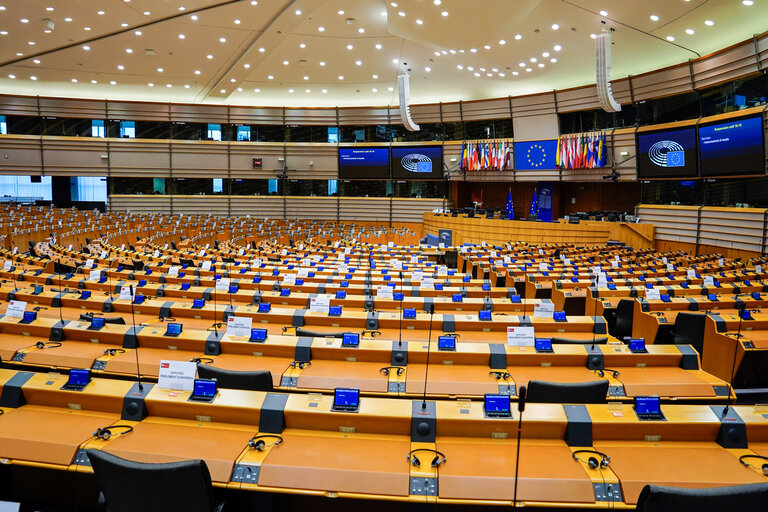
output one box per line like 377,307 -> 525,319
479,310 -> 491,321
80,290 -> 92,299
394,292 -> 404,301
437,336 -> 456,351
342,333 -> 360,348
21,311 -> 37,323
165,322 -> 183,336
336,290 -> 346,299
90,316 -> 105,330
329,305 -> 342,316
636,126 -> 698,179
258,302 -> 271,313
33,285 -> 44,294
338,147 -> 390,179
391,146 -> 443,180
629,338 -> 647,353
62,368 -> 91,391
634,396 -> 664,420
280,288 -> 290,296
192,298 -> 205,309
133,294 -> 146,304
535,338 -> 553,352
452,293 -> 462,302
510,295 -> 521,303
484,394 -> 511,418
228,284 -> 238,294
332,388 -> 360,412
181,282 -> 190,291
190,378 -> 217,402
403,308 -> 416,319
250,328 -> 268,342
553,311 -> 566,321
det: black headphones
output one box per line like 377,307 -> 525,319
489,371 -> 511,380
190,357 -> 215,364
35,341 -> 63,349
208,322 -> 224,331
290,361 -> 311,369
739,455 -> 768,475
103,348 -> 126,356
596,368 -> 620,378
443,332 -> 460,338
361,330 -> 382,338
573,450 -> 610,469
159,316 -> 177,322
248,434 -> 284,451
93,425 -> 134,440
379,366 -> 405,376
407,449 -> 446,468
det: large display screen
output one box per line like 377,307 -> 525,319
338,147 -> 390,179
636,127 -> 698,179
391,146 -> 443,179
699,115 -> 765,177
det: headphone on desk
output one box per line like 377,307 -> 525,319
739,455 -> 768,475
248,434 -> 284,451
190,357 -> 215,364
35,341 -> 62,349
379,366 -> 405,376
572,450 -> 611,469
103,348 -> 125,356
489,371 -> 511,380
407,449 -> 446,468
290,361 -> 311,369
93,425 -> 134,440
595,368 -> 620,378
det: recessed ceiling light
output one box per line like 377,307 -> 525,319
178,34 -> 185,39
219,37 -> 226,43
550,58 -> 557,63
551,24 -> 559,30
20,18 -> 29,23
391,2 -> 398,6
126,48 -> 133,53
318,26 -> 325,32
143,11 -> 149,15
600,10 -> 608,16
355,60 -> 362,66
685,28 -> 695,35
492,67 -> 498,72
64,17 -> 72,22
33,59 -> 40,64
484,45 -> 491,50
650,15 -> 659,21
117,65 -> 125,70
512,71 -> 518,76
191,15 -> 198,20
91,79 -> 97,84
441,50 -> 447,54
705,20 -> 714,26
457,65 -> 463,70
388,86 -> 393,91
666,35 -> 675,41
185,84 -> 190,88
499,39 -> 506,45
82,45 -> 89,50
97,10 -> 105,15
473,72 -> 480,77
71,78 -> 79,83
392,58 -> 399,64
303,75 -> 309,80
425,66 -> 431,72
416,19 -> 423,24
207,54 -> 213,59
554,44 -> 562,51
470,48 -> 477,53
157,67 -> 164,72
251,0 -> 257,5
542,51 -> 550,57
135,31 -> 142,36
0,31 -> 6,35
322,88 -> 328,93
30,76 -> 37,80
499,72 -> 505,77
590,33 -> 596,39
486,73 -> 492,77
338,75 -> 344,80
434,0 -> 441,4
525,68 -> 531,72
194,69 -> 201,75
283,60 -> 289,65
320,61 -> 326,66
84,27 -> 91,31
259,47 -> 265,52
244,63 -> 250,68
230,78 -> 236,82
267,75 -> 274,79
441,11 -> 448,16
538,63 -> 545,68
8,74 -> 15,79
519,62 -> 525,67
467,66 -> 474,71
530,57 -> 537,62
234,19 -> 240,24
347,44 -> 353,50
221,89 -> 227,93
148,83 -> 154,87
299,43 -> 306,48
338,10 -> 344,15
515,34 -> 522,40
375,43 -> 382,50
254,88 -> 260,92
358,28 -> 365,33
743,0 -> 753,5
121,23 -> 128,27
295,9 -> 301,15
449,49 -> 456,54
372,74 -> 378,78
398,11 -> 405,17
372,87 -> 378,92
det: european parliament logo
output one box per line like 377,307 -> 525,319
401,153 -> 433,173
514,140 -> 558,170
648,140 -> 685,168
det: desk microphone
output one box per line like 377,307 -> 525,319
398,271 -> 404,348
212,268 -> 219,337
421,306 -> 435,410
513,385 -> 527,507
226,262 -> 233,311
129,284 -> 143,391
722,302 -> 746,418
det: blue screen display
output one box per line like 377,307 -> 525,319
391,146 -> 443,179
336,290 -> 346,299
437,336 -> 456,350
342,333 -> 360,347
333,388 -> 359,408
629,338 -> 646,352
338,147 -> 390,179
193,378 -> 217,398
166,323 -> 182,335
133,294 -> 145,304
69,369 -> 90,387
403,308 -> 416,319
250,328 -> 267,341
280,288 -> 290,296
91,317 -> 105,329
181,282 -> 190,290
484,394 -> 510,413
193,298 -> 205,308
637,127 -> 698,179
479,310 -> 491,321
329,305 -> 342,316
80,290 -> 92,299
22,311 -> 37,323
258,303 -> 271,312
635,396 -> 661,415
535,338 -> 552,351
699,115 -> 764,177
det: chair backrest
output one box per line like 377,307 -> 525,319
526,379 -> 609,404
86,450 -> 218,512
614,299 -> 635,339
673,312 -> 707,355
196,364 -> 273,391
635,483 -> 768,512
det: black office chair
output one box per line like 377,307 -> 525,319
87,450 -> 224,512
634,483 -> 768,512
196,364 -> 273,391
526,379 -> 609,403
672,312 -> 707,355
613,299 -> 635,340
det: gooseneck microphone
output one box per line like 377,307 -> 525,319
512,385 -> 527,507
129,284 -> 143,391
421,306 -> 435,410
722,302 -> 746,418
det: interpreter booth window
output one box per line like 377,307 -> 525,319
0,115 -> 6,134
0,175 -> 53,200
213,178 -> 224,194
328,179 -> 338,196
109,177 -> 155,195
207,124 -> 222,141
71,177 -> 107,202
284,179 -> 329,196
120,121 -> 136,138
229,179 -> 270,196
393,180 -> 445,198
339,180 -> 387,197
168,178 -> 216,195
236,125 -> 251,141
268,179 -> 279,195
91,120 -> 106,138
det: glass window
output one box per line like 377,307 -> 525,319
0,115 -> 6,135
229,179 -> 269,195
339,180 -> 388,197
236,125 -> 251,141
136,121 -> 171,139
0,175 -> 53,200
207,123 -> 222,141
153,178 -> 166,194
328,179 -> 338,195
268,179 -> 279,194
213,178 -> 223,193
120,121 -> 135,138
328,127 -> 339,143
91,120 -> 106,138
71,177 -> 107,202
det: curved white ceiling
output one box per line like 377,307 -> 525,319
0,0 -> 765,107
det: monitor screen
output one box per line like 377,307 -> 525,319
635,396 -> 661,415
280,288 -> 290,296
394,292 -> 404,301
22,311 -> 37,323
479,310 -> 491,321
166,322 -> 183,336
391,146 -> 443,180
699,115 -> 765,177
80,290 -> 92,299
250,328 -> 267,342
336,290 -> 346,299
34,285 -> 44,294
193,378 -> 217,398
629,338 -> 646,352
133,294 -> 146,304
68,368 -> 90,387
338,147 -> 390,179
228,284 -> 238,294
258,302 -> 271,313
510,295 -> 521,303
403,308 -> 416,319
484,394 -> 511,415
181,282 -> 190,290
329,305 -> 342,316
636,127 -> 698,179
138,279 -> 147,287
535,338 -> 553,351
333,388 -> 360,408
342,333 -> 360,347
437,336 -> 456,351
192,298 -> 205,309
91,316 -> 105,330
553,311 -> 566,321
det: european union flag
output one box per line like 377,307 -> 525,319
667,150 -> 684,167
514,140 -> 558,170
506,189 -> 514,220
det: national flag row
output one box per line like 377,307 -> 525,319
556,131 -> 608,169
460,139 -> 512,171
